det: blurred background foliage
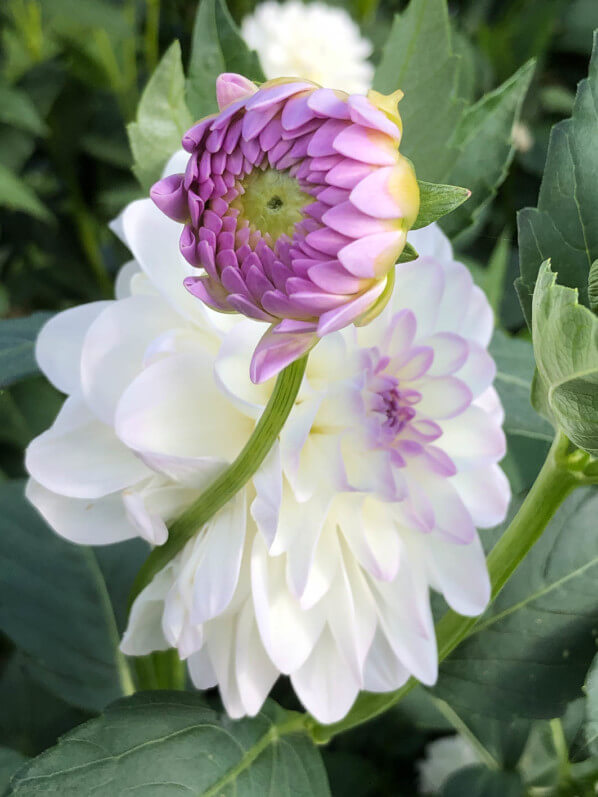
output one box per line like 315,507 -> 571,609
1,1 -> 598,794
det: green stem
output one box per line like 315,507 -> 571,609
144,0 -> 160,73
128,356 -> 307,608
308,431 -> 579,743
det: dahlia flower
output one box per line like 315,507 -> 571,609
151,72 -> 419,384
241,1 -> 374,94
25,153 -> 509,724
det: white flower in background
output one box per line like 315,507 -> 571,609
417,735 -> 479,794
26,152 -> 509,725
241,1 -> 374,94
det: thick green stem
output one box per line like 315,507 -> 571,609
308,432 -> 579,743
128,356 -> 307,608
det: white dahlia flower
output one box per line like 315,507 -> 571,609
241,1 -> 374,94
25,152 -> 509,725
417,735 -> 479,794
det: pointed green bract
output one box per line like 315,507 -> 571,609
186,0 -> 265,118
531,262 -> 598,456
6,694 -> 329,796
128,41 -> 192,192
518,31 -> 598,324
374,0 -> 464,182
441,60 -> 534,238
412,181 -> 470,230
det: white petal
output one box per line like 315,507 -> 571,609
187,646 -> 218,689
115,350 -> 253,463
215,319 -> 271,419
205,617 -> 246,718
235,599 -> 279,716
435,260 -> 474,333
455,341 -> 496,398
284,490 -> 332,599
337,494 -> 401,581
279,395 -> 323,501
120,565 -> 174,655
414,377 -> 472,420
250,442 -> 282,548
122,479 -> 199,546
118,198 -> 206,324
163,149 -> 190,177
461,285 -> 494,346
408,224 -> 453,262
363,628 -> 410,692
81,294 -> 183,425
422,530 -> 490,616
251,534 -> 325,673
299,522 -> 341,610
452,464 -> 511,528
26,396 -> 151,499
392,258 -> 445,338
114,260 -> 140,299
25,478 -> 138,545
371,558 -> 438,686
291,626 -> 361,724
35,302 -> 110,394
191,489 -> 247,624
436,405 -> 506,470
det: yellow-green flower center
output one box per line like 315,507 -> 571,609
233,169 -> 312,241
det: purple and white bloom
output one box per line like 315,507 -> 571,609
25,160 -> 509,723
241,1 -> 374,94
151,73 -> 419,383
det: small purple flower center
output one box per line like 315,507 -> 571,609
376,383 -> 417,436
366,355 -> 421,451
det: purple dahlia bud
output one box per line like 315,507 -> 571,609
151,73 -> 420,383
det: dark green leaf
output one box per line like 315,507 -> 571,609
7,693 -> 330,796
585,653 -> 598,755
373,0 -> 465,182
433,488 -> 598,720
489,330 -> 553,492
186,0 -> 265,118
0,654 -> 90,758
413,181 -> 470,230
0,86 -> 48,137
397,242 -> 418,263
0,314 -> 53,388
0,748 -> 28,796
531,262 -> 598,456
441,765 -> 524,797
518,32 -> 598,323
0,480 -> 136,711
128,41 -> 193,192
588,259 -> 598,314
441,60 -> 534,239
0,165 -> 52,223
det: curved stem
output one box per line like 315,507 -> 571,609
308,431 -> 579,743
128,356 -> 307,607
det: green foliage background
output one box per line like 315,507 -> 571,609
1,0 -> 598,795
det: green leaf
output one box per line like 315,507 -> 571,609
412,181 -> 470,230
373,0 -> 465,182
488,330 -> 553,492
0,748 -> 28,796
0,85 -> 48,137
441,765 -> 524,797
186,0 -> 265,118
441,60 -> 534,239
0,480 -> 137,712
7,693 -> 330,796
585,653 -> 598,754
518,31 -> 598,323
531,262 -> 598,456
128,41 -> 193,192
0,314 -> 53,388
0,654 -> 90,758
0,164 -> 52,223
588,259 -> 598,314
432,488 -> 598,720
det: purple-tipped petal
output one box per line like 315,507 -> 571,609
338,231 -> 404,278
333,125 -> 398,165
307,88 -> 351,119
318,280 -> 386,335
348,94 -> 401,139
150,174 -> 188,222
322,201 -> 394,239
250,324 -> 317,384
216,72 -> 257,110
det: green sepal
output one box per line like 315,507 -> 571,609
412,181 -> 470,230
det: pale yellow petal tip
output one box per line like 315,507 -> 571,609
367,88 -> 405,134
